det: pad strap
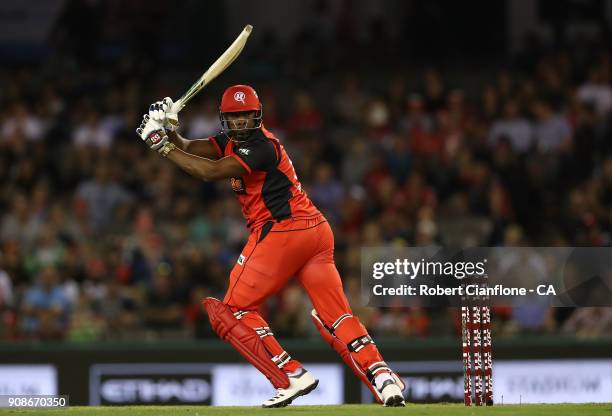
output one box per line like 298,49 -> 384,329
272,351 -> 292,368
348,335 -> 375,353
365,361 -> 392,383
255,326 -> 274,339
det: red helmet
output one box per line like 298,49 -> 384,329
220,84 -> 261,113
219,85 -> 263,141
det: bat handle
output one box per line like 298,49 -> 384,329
166,100 -> 184,127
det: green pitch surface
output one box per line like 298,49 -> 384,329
1,404 -> 611,416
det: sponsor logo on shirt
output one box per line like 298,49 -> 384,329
230,177 -> 246,195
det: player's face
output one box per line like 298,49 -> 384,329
226,111 -> 257,129
225,111 -> 258,141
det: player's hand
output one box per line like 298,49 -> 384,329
149,97 -> 179,131
136,114 -> 168,152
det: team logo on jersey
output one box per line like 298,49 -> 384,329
237,254 -> 245,265
238,148 -> 250,155
230,177 -> 246,194
234,91 -> 246,104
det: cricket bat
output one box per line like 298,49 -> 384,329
167,24 -> 253,125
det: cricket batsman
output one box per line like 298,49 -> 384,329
136,85 -> 406,407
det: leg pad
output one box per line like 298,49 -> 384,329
204,297 -> 289,389
311,309 -> 383,403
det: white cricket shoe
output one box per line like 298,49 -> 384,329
375,373 -> 406,407
262,368 -> 319,408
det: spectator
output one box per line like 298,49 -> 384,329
185,286 -> 215,339
570,102 -> 599,181
142,265 -> 184,333
309,162 -> 344,223
364,97 -> 392,138
577,66 -> 612,117
385,135 -> 412,183
187,99 -> 220,138
73,110 -> 113,150
21,265 -> 71,339
334,75 -> 368,126
75,163 -> 132,230
97,280 -> 139,339
341,139 -> 371,185
399,94 -> 433,135
287,91 -> 323,135
531,99 -> 572,152
0,193 -> 43,249
272,284 -> 309,338
68,292 -> 106,342
488,100 -> 533,153
1,102 -> 46,142
480,84 -> 500,123
423,69 -> 446,113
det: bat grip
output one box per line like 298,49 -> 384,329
167,100 -> 184,126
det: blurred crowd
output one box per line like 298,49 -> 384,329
2,11 -> 612,342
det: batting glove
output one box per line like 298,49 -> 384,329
136,114 -> 168,152
149,97 -> 179,131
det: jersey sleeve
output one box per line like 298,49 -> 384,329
209,132 -> 230,158
232,139 -> 278,173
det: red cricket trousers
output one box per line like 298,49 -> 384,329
223,215 -> 386,377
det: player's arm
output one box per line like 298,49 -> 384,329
148,97 -> 221,159
136,113 -> 246,181
166,130 -> 220,159
164,147 -> 247,181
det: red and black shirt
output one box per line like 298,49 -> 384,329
209,126 -> 321,231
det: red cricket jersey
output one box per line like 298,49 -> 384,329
209,126 -> 321,231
